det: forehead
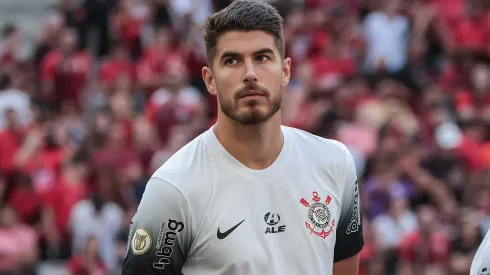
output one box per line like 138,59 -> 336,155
215,30 -> 279,57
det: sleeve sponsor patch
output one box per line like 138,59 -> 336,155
346,180 -> 360,235
131,227 -> 153,255
153,219 -> 185,270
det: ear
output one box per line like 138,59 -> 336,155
282,57 -> 291,87
202,66 -> 217,95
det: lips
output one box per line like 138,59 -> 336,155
238,90 -> 266,98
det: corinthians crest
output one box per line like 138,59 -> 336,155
300,191 -> 335,239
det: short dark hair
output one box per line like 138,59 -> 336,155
203,0 -> 285,67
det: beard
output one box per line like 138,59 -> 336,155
217,82 -> 282,125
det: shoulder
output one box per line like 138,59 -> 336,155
285,126 -> 356,191
363,12 -> 384,24
151,131 -> 214,199
397,15 -> 410,27
72,199 -> 92,212
285,126 -> 352,164
152,133 -> 207,176
0,89 -> 30,101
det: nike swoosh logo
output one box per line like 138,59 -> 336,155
217,219 -> 245,239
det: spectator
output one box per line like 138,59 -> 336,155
0,204 -> 38,275
7,172 -> 42,226
362,0 -> 409,75
69,193 -> 123,273
137,25 -> 177,98
398,205 -> 452,275
167,0 -> 214,38
40,28 -> 92,113
79,0 -> 115,57
33,12 -> 65,71
0,24 -> 21,70
112,0 -> 150,59
147,55 -> 206,143
372,192 -> 418,251
69,236 -> 108,275
40,158 -> 88,260
0,73 -> 32,131
99,42 -> 135,95
450,208 -> 483,275
0,109 -> 27,174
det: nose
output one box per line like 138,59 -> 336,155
242,60 -> 258,84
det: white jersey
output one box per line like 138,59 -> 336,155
471,229 -> 490,275
123,126 -> 363,275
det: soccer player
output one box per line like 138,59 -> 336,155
471,228 -> 490,275
122,1 -> 363,274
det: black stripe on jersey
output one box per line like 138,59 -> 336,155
334,180 -> 364,262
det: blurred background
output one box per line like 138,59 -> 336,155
0,0 -> 489,274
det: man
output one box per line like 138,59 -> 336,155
40,28 -> 91,112
122,1 -> 363,274
471,229 -> 490,275
0,73 -> 31,131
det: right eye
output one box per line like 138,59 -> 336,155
225,58 -> 238,65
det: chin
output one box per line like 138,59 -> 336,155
234,109 -> 275,125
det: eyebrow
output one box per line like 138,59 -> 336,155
219,48 -> 275,62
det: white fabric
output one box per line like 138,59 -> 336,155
363,11 -> 410,73
471,229 -> 490,275
0,89 -> 31,130
69,199 -> 124,273
124,126 -> 363,274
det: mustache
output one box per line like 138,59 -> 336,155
235,83 -> 270,98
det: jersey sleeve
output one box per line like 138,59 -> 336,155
122,178 -> 192,275
333,147 -> 364,262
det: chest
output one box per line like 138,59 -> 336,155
54,55 -> 90,78
368,16 -> 408,44
187,171 -> 343,274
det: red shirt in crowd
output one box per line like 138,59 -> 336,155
92,145 -> 138,171
358,244 -> 376,275
454,89 -> 490,114
137,48 -> 180,96
432,0 -> 465,27
0,129 -> 24,173
8,186 -> 41,224
146,86 -> 201,123
42,177 -> 88,235
112,9 -> 148,55
99,59 -> 135,89
22,147 -> 66,194
69,255 -> 108,275
432,0 -> 490,51
452,17 -> 490,52
456,135 -> 488,173
308,56 -> 356,90
40,50 -> 92,103
399,231 -> 451,266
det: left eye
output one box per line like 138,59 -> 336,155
256,55 -> 269,62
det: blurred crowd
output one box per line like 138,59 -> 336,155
0,0 -> 489,274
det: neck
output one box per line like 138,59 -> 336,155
214,112 -> 283,170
